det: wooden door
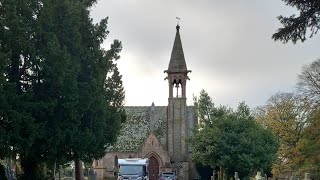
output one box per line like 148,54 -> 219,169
148,156 -> 159,180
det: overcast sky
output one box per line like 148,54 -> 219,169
90,0 -> 320,108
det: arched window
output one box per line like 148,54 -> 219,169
178,79 -> 182,97
172,79 -> 181,97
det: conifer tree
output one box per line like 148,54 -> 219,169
0,0 -> 41,178
0,0 -> 125,179
272,0 -> 320,43
33,0 -> 125,178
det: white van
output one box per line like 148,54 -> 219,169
117,158 -> 149,180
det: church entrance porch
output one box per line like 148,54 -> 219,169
148,156 -> 159,180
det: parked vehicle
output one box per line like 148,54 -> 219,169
117,158 -> 149,180
158,172 -> 177,180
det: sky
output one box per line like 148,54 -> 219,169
90,0 -> 320,108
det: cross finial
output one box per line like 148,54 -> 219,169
176,17 -> 181,25
176,17 -> 181,31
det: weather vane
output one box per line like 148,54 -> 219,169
176,17 -> 181,25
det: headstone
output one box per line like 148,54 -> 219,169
303,173 -> 311,180
6,165 -> 14,180
58,165 -> 62,180
88,170 -> 97,180
212,170 -> 215,180
234,172 -> 238,180
255,171 -> 262,180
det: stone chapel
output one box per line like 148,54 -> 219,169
93,25 -> 198,180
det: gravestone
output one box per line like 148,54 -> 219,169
303,173 -> 311,180
255,171 -> 262,180
234,172 -> 239,180
211,170 -> 215,180
88,169 -> 97,180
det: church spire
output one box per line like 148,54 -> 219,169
165,25 -> 191,98
165,24 -> 191,170
167,25 -> 188,73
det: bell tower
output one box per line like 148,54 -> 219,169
164,25 -> 191,165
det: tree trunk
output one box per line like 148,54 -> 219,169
75,159 -> 84,180
219,165 -> 225,180
53,161 -> 56,180
0,163 -> 7,180
20,157 -> 40,180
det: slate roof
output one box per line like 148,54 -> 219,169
167,25 -> 188,73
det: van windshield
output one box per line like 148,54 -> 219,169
119,165 -> 144,175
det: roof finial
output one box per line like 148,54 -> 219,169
176,17 -> 181,25
176,17 -> 180,31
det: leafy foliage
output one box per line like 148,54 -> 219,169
190,90 -> 278,179
193,89 -> 215,126
0,0 -> 125,179
255,92 -> 313,176
255,58 -> 320,178
272,0 -> 320,43
0,0 -> 40,175
113,108 -> 150,152
300,107 -> 320,176
297,58 -> 320,176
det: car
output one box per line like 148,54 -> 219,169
158,172 -> 177,180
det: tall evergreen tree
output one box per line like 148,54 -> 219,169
0,0 -> 125,179
0,1 -> 42,178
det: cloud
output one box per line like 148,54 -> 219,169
91,0 -> 320,108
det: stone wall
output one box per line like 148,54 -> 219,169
137,133 -> 172,172
95,152 -> 136,179
187,106 -> 197,153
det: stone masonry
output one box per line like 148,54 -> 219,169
93,25 -> 198,180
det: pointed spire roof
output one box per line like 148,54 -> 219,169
167,25 -> 188,72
